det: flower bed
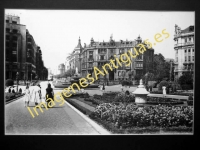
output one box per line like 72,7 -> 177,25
5,92 -> 25,101
91,103 -> 193,129
89,114 -> 192,134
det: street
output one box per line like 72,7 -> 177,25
5,81 -> 110,135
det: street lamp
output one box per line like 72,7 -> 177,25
31,73 -> 32,83
16,72 -> 19,92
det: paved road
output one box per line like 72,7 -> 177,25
5,81 -> 110,135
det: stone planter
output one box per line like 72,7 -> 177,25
132,79 -> 149,106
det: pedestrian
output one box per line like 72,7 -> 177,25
162,86 -> 166,97
24,85 -> 31,107
34,84 -> 41,106
8,87 -> 11,93
12,88 -> 15,93
102,83 -> 105,92
46,83 -> 54,108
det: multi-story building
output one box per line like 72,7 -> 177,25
68,37 -> 82,73
75,35 -> 154,81
58,63 -> 65,74
5,15 -> 26,80
5,14 -> 48,81
174,25 -> 194,80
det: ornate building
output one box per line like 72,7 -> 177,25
67,37 -> 82,74
174,25 -> 194,80
5,15 -> 48,80
70,35 -> 154,81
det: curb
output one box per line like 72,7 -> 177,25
64,100 -> 111,135
6,94 -> 25,104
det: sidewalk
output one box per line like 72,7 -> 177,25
148,94 -> 188,100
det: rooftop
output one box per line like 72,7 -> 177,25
181,26 -> 194,33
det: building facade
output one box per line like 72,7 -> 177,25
67,37 -> 82,74
5,15 -> 48,81
174,25 -> 194,80
58,63 -> 65,74
71,35 -> 154,81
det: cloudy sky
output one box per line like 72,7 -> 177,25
5,10 -> 194,74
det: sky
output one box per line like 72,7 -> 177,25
5,10 -> 194,74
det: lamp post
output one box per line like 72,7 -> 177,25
16,72 -> 19,92
31,73 -> 32,83
35,74 -> 38,81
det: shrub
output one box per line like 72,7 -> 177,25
181,84 -> 193,90
122,80 -> 133,86
6,79 -> 14,87
187,101 -> 193,106
19,88 -> 22,93
93,103 -> 193,129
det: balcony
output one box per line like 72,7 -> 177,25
98,49 -> 107,54
134,67 -> 143,70
183,61 -> 194,65
88,58 -> 94,62
174,43 -> 182,47
135,59 -> 143,62
182,42 -> 194,46
174,42 -> 194,48
88,66 -> 93,70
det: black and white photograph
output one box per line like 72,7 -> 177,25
4,9 -> 194,135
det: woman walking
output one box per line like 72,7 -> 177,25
46,83 -> 54,108
34,84 -> 42,105
24,85 -> 31,107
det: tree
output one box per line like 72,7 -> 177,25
142,72 -> 154,85
178,72 -> 193,90
153,54 -> 170,81
6,79 -> 14,87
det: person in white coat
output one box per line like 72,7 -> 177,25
24,85 -> 31,107
34,84 -> 42,105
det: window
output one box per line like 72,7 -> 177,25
12,36 -> 17,41
185,50 -> 187,53
188,49 -> 190,52
6,35 -> 10,40
185,38 -> 187,43
12,51 -> 17,54
176,57 -> 178,62
193,56 -> 194,61
188,56 -> 191,61
6,28 -> 10,33
12,21 -> 17,24
193,49 -> 194,52
189,38 -> 191,41
6,20 -> 9,23
185,56 -> 187,62
110,49 -> 114,53
100,55 -> 105,60
6,42 -> 10,47
12,29 -> 18,33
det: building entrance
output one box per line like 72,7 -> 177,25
109,70 -> 114,80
